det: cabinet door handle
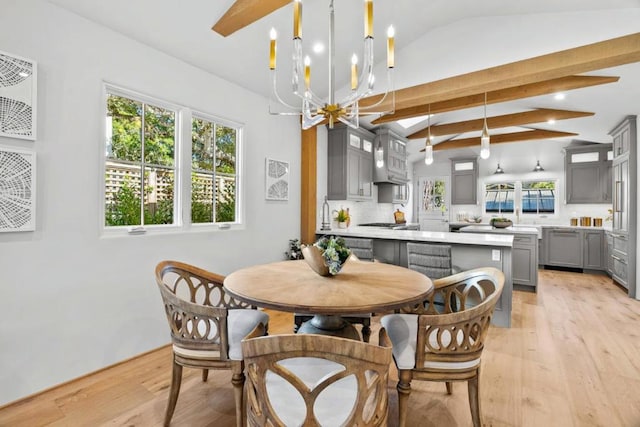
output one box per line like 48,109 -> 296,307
615,180 -> 622,212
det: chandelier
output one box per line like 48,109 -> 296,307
268,0 -> 395,130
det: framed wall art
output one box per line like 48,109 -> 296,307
0,146 -> 36,232
265,157 -> 289,201
0,50 -> 37,140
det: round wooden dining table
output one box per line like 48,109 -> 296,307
224,259 -> 433,340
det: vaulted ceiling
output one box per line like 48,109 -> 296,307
48,0 -> 640,161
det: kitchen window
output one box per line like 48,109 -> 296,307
485,182 -> 515,214
484,180 -> 557,217
521,181 -> 556,214
103,84 -> 242,233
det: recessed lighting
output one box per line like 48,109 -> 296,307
312,42 -> 325,54
18,71 -> 30,78
554,93 -> 565,101
547,119 -> 556,125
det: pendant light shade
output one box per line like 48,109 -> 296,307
424,143 -> 433,165
494,163 -> 504,174
533,160 -> 544,172
424,104 -> 434,165
480,92 -> 490,159
375,141 -> 384,168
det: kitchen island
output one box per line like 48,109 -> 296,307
316,227 -> 513,327
460,225 -> 539,292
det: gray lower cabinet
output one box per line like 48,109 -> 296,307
605,231 -> 613,275
544,228 -> 583,268
610,232 -> 629,289
583,230 -> 604,270
512,233 -> 538,290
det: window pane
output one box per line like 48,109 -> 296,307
144,168 -> 174,225
105,164 -> 142,226
144,103 -> 175,167
192,117 -> 215,172
192,171 -> 214,223
106,94 -> 142,162
216,175 -> 236,222
216,125 -> 236,175
571,152 -> 599,163
485,183 -> 514,214
522,181 -> 555,214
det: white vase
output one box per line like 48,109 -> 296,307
338,221 -> 347,229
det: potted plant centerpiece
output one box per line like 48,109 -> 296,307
490,217 -> 513,228
334,208 -> 350,228
301,235 -> 351,276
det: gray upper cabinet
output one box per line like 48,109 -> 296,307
451,158 -> 478,205
373,128 -> 408,184
565,143 -> 612,204
327,125 -> 375,201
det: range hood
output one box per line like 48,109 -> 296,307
373,128 -> 409,185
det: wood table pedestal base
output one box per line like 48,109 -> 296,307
297,314 -> 362,341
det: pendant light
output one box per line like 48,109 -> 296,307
375,140 -> 384,168
424,104 -> 433,165
494,163 -> 504,174
480,92 -> 490,159
533,160 -> 544,172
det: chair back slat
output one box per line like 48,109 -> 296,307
242,334 -> 391,427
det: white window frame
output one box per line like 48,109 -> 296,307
100,83 -> 244,237
190,111 -> 243,229
482,179 -> 559,219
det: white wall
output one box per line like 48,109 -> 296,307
0,1 -> 300,404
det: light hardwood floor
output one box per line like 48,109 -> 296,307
1,269 -> 639,426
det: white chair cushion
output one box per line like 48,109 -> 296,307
381,314 -> 480,371
381,314 -> 418,369
264,357 -> 356,426
173,309 -> 268,361
228,309 -> 269,360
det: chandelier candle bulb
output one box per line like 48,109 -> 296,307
387,26 -> 395,68
304,56 -> 311,90
293,0 -> 302,39
351,54 -> 358,90
364,0 -> 373,38
269,28 -> 277,70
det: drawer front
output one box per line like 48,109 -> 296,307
611,254 -> 628,288
513,234 -> 536,246
612,234 -> 628,255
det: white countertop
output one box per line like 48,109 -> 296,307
450,221 -> 612,232
459,225 -> 539,235
317,226 -> 514,247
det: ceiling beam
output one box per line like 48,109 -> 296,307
372,75 -> 618,125
361,32 -> 640,113
407,108 -> 594,139
419,129 -> 578,152
212,0 -> 292,37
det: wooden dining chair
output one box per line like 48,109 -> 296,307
379,267 -> 505,427
155,260 -> 269,427
242,333 -> 392,427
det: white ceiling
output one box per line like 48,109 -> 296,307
47,0 -> 640,161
